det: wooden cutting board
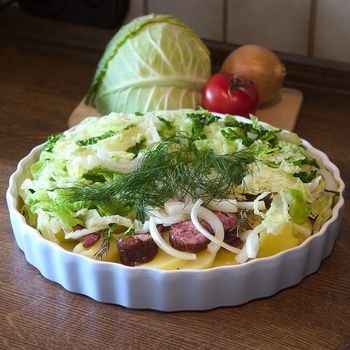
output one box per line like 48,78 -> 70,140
68,87 -> 303,131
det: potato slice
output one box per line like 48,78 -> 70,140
73,235 -> 119,262
180,249 -> 216,270
212,249 -> 239,267
140,248 -> 187,270
257,222 -> 298,258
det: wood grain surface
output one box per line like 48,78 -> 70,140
0,7 -> 349,350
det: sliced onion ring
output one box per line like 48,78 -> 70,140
245,231 -> 259,258
65,225 -> 107,239
190,199 -> 241,254
149,216 -> 196,260
237,201 -> 266,211
206,199 -> 238,213
164,199 -> 192,216
235,225 -> 263,263
149,209 -> 187,226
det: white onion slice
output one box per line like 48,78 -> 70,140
239,229 -> 253,242
85,214 -> 133,228
206,199 -> 238,213
164,199 -> 193,216
149,208 -> 188,226
134,220 -> 149,234
235,247 -> 248,264
235,225 -> 263,263
191,199 -> 241,254
245,231 -> 259,259
237,201 -> 266,211
65,225 -> 107,239
102,152 -> 144,174
149,217 -> 196,260
159,213 -> 187,226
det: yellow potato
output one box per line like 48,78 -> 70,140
293,218 -> 313,244
73,235 -> 119,262
257,222 -> 299,258
212,249 -> 239,267
180,249 -> 216,270
140,249 -> 187,270
54,230 -> 78,251
60,240 -> 78,252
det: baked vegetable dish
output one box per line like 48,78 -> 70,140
19,109 -> 339,269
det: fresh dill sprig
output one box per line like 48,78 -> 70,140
64,133 -> 256,222
236,209 -> 248,236
94,230 -> 110,260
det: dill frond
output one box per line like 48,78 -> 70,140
94,230 -> 110,260
64,133 -> 256,221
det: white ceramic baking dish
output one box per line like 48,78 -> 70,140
7,128 -> 345,311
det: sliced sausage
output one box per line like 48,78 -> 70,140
213,212 -> 238,233
73,225 -> 101,248
117,234 -> 158,266
79,233 -> 101,248
215,212 -> 242,247
169,212 -> 239,253
201,212 -> 238,234
169,220 -> 210,253
223,233 -> 243,247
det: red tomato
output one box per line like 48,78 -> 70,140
202,73 -> 259,117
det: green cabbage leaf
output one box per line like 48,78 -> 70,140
86,14 -> 211,114
310,192 -> 335,232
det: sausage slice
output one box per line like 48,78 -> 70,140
169,220 -> 210,253
117,234 -> 158,266
169,212 -> 241,253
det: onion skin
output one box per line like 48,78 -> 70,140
221,45 -> 286,104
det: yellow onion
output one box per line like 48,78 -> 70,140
222,45 -> 286,103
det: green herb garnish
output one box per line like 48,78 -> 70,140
157,116 -> 174,130
224,115 -> 281,145
221,128 -> 252,146
83,166 -> 121,183
293,170 -> 318,183
186,110 -> 220,140
127,139 -> 145,158
43,134 -> 64,152
293,157 -> 319,168
94,229 -> 111,260
76,130 -> 116,146
65,133 -> 255,221
325,189 -> 340,196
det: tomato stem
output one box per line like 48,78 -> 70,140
228,75 -> 256,100
230,76 -> 241,89
228,75 -> 242,97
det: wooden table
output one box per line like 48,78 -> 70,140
0,8 -> 349,350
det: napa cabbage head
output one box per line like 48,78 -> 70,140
86,14 -> 211,114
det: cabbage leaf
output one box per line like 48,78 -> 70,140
86,14 -> 211,114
